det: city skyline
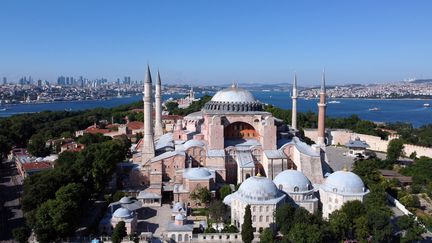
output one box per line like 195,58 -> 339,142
1,0 -> 432,85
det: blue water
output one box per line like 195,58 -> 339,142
0,91 -> 431,127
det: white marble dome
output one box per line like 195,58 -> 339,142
113,207 -> 133,219
211,84 -> 256,103
323,171 -> 366,194
273,170 -> 312,192
237,176 -> 280,201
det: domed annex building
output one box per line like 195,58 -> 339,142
133,67 -> 369,233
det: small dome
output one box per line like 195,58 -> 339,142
184,167 -> 212,180
237,176 -> 279,201
175,214 -> 186,221
113,207 -> 133,219
172,202 -> 186,212
323,171 -> 366,194
119,196 -> 132,204
211,84 -> 256,103
273,170 -> 312,192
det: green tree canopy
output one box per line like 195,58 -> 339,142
387,139 -> 404,162
208,200 -> 225,222
241,205 -> 254,243
112,221 -> 127,243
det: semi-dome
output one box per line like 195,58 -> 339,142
211,84 -> 256,103
323,171 -> 366,194
203,84 -> 264,112
273,170 -> 312,192
113,207 -> 133,219
237,176 -> 279,201
183,167 -> 213,180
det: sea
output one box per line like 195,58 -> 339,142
0,91 -> 431,127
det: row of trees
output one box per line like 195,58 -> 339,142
21,136 -> 129,242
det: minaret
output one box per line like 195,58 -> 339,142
154,70 -> 163,138
291,73 -> 298,131
317,70 -> 327,146
142,65 -> 155,165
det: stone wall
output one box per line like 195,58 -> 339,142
304,129 -> 432,158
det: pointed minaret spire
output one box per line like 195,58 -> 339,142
142,65 -> 155,165
320,69 -> 326,93
291,73 -> 298,131
154,69 -> 163,138
317,69 -> 327,146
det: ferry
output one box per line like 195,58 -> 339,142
368,107 -> 380,111
0,108 -> 7,112
328,100 -> 341,104
424,103 -> 430,107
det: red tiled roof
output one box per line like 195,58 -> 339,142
85,127 -> 111,134
22,162 -> 53,171
127,121 -> 144,130
162,115 -> 183,120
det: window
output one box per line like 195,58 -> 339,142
294,186 -> 299,192
253,215 -> 256,222
278,184 -> 283,190
266,206 -> 269,212
259,215 -> 263,222
252,206 -> 256,212
266,215 -> 269,222
259,206 -> 262,212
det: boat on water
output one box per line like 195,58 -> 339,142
0,108 -> 7,111
368,107 -> 380,111
328,100 -> 341,104
424,103 -> 430,107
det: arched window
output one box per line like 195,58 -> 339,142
266,206 -> 269,212
294,186 -> 299,192
185,234 -> 189,241
266,215 -> 269,222
253,215 -> 256,222
171,234 -> 175,240
178,234 -> 183,242
259,215 -> 263,222
278,184 -> 283,190
252,206 -> 256,212
259,206 -> 262,212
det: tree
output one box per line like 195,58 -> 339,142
397,215 -> 425,242
219,184 -> 232,200
27,133 -> 50,157
190,186 -> 212,206
329,210 -> 350,240
0,134 -> 12,163
113,190 -> 125,202
260,228 -> 275,243
354,215 -> 369,242
367,209 -> 393,242
274,203 -> 296,234
387,139 -> 404,162
208,200 -> 225,222
12,226 -> 31,243
241,205 -> 254,243
287,223 -> 323,243
399,195 -> 420,210
112,221 -> 127,243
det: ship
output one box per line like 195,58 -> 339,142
328,100 -> 341,104
424,103 -> 430,107
368,107 -> 380,111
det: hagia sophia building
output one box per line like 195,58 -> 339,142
130,66 -> 369,232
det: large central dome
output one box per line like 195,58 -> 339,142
203,84 -> 264,112
211,84 -> 256,103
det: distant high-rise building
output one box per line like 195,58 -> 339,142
37,79 -> 42,87
2,77 -> 6,85
124,76 -> 131,85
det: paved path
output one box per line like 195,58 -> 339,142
0,160 -> 24,241
136,204 -> 172,238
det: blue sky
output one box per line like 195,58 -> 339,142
1,0 -> 431,86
